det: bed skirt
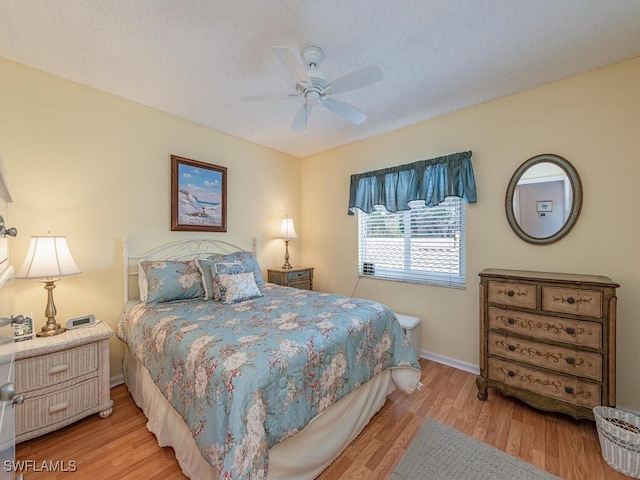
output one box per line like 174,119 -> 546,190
123,347 -> 406,479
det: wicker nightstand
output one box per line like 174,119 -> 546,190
14,321 -> 114,443
267,267 -> 314,290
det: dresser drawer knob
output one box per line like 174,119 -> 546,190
507,345 -> 516,352
48,364 -> 69,375
49,401 -> 69,414
507,318 -> 515,325
566,357 -> 575,365
565,327 -> 575,335
507,370 -> 515,377
565,387 -> 574,395
507,290 -> 515,297
567,297 -> 576,304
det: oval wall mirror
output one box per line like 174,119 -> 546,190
505,154 -> 582,244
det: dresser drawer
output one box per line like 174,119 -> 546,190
542,286 -> 603,318
16,378 -> 99,435
16,343 -> 98,393
488,332 -> 602,381
487,281 -> 536,309
488,358 -> 601,408
488,307 -> 602,349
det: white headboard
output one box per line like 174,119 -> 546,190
122,237 -> 257,303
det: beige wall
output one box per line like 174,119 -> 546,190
300,58 -> 640,410
0,58 -> 301,379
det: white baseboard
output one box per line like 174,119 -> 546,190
617,405 -> 640,416
420,349 -> 480,376
110,373 -> 125,388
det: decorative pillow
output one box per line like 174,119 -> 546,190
211,263 -> 244,301
195,259 -> 244,300
195,258 -> 218,300
138,260 -> 204,304
217,272 -> 262,304
207,251 -> 265,286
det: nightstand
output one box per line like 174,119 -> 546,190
14,321 -> 114,443
267,267 -> 314,290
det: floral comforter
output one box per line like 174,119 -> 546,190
116,283 -> 421,480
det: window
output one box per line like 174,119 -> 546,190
358,197 -> 466,288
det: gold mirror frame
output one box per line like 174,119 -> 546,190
505,154 -> 582,245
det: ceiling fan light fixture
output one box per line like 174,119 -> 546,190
242,45 -> 382,130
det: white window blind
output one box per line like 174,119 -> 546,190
358,198 -> 466,288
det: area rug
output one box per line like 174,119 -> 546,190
390,418 -> 562,480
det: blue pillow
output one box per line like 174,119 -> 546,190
209,251 -> 264,285
139,260 -> 204,304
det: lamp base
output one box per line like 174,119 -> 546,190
37,279 -> 67,336
36,322 -> 66,337
281,240 -> 293,270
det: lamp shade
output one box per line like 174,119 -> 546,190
277,218 -> 298,240
16,236 -> 81,279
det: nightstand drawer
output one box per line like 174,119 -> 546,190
268,267 -> 314,290
287,270 -> 310,281
16,343 -> 98,393
17,378 -> 99,435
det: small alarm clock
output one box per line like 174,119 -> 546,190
65,314 -> 96,330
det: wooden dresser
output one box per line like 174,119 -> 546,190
476,269 -> 618,420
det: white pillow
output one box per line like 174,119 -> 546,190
218,272 -> 262,304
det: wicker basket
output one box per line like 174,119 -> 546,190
593,406 -> 640,478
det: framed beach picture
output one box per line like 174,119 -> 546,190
171,155 -> 227,232
536,200 -> 553,213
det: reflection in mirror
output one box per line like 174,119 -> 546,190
506,154 -> 582,245
512,162 -> 571,239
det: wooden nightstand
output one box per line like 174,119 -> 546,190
267,267 -> 314,290
14,321 -> 114,443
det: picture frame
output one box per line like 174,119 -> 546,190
14,314 -> 33,342
536,200 -> 553,212
171,155 -> 227,232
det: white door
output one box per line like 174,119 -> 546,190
0,265 -> 16,480
0,155 -> 18,479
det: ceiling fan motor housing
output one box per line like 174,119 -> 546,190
302,46 -> 324,67
296,46 -> 328,103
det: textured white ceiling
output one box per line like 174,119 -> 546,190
1,1 -> 639,158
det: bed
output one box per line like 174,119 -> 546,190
116,238 -> 421,480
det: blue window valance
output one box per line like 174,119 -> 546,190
348,151 -> 477,215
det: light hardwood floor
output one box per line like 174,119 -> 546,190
16,359 -> 628,479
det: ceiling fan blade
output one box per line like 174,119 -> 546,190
292,101 -> 313,131
324,66 -> 383,95
273,46 -> 310,85
240,93 -> 295,102
322,97 -> 367,125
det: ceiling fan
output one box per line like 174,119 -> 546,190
241,46 -> 383,131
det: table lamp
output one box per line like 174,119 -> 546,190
16,236 -> 81,337
277,217 -> 298,270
